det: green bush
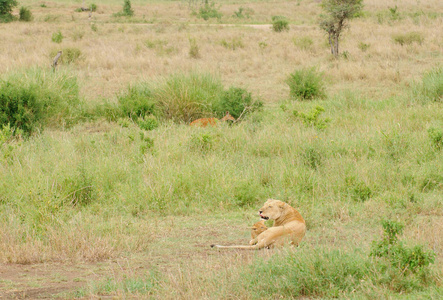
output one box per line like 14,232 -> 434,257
358,42 -> 370,52
19,6 -> 32,21
113,0 -> 133,17
0,83 -> 42,136
123,0 -> 133,16
393,32 -> 424,46
301,146 -> 323,170
216,87 -> 262,119
117,85 -> 157,120
293,106 -> 330,130
153,72 -> 224,123
0,123 -> 15,144
220,37 -> 244,50
90,3 -> 97,12
371,220 -> 435,274
137,115 -> 159,131
286,67 -> 326,100
0,0 -> 17,23
344,176 -> 372,202
0,68 -> 80,135
51,30 -> 63,43
272,15 -> 289,32
241,221 -> 437,298
198,2 -> 222,20
189,132 -> 217,152
50,48 -> 82,64
233,7 -> 253,18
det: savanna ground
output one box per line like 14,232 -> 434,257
0,0 -> 442,298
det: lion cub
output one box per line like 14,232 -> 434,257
249,220 -> 268,245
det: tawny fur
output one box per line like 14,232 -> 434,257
190,111 -> 235,127
211,199 -> 306,250
249,220 -> 268,245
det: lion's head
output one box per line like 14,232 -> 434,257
258,199 -> 288,221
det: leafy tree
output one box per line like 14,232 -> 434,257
319,0 -> 363,57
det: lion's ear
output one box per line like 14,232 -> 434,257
279,203 -> 287,210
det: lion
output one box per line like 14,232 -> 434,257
211,199 -> 306,250
190,111 -> 235,127
249,220 -> 268,245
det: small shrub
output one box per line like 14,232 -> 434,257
293,36 -> 313,50
0,83 -> 42,136
428,127 -> 443,149
258,41 -> 267,51
358,42 -> 370,52
286,67 -> 325,100
393,32 -> 424,46
40,3 -> 47,8
49,48 -> 82,64
233,7 -> 253,18
153,72 -> 224,122
220,37 -> 244,50
123,0 -> 134,16
371,220 -> 435,274
144,39 -> 177,56
189,38 -> 200,59
0,68 -> 80,134
117,85 -> 157,120
51,31 -> 63,43
189,132 -> 216,152
90,3 -> 97,12
272,15 -> 289,32
388,5 -> 401,20
19,6 -> 32,22
113,0 -> 133,17
341,50 -> 350,59
345,176 -> 372,202
198,2 -> 222,21
137,115 -> 159,131
0,123 -> 15,144
216,87 -> 262,119
63,47 -> 82,64
301,146 -> 322,170
293,106 -> 330,130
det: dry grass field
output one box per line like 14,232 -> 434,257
0,0 -> 442,298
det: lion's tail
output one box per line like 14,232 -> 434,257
210,244 -> 258,250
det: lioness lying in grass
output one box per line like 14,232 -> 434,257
211,199 -> 306,250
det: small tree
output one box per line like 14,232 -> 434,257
0,0 -> 18,22
123,0 -> 134,16
319,0 -> 363,57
